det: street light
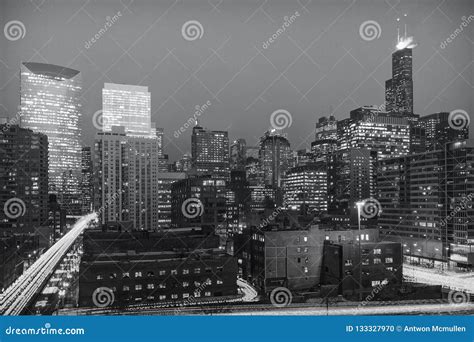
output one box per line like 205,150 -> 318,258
356,201 -> 365,301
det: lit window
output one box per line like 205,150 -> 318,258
171,269 -> 177,275
362,259 -> 369,265
303,236 -> 308,242
205,291 -> 211,297
159,283 -> 166,289
135,271 -> 142,278
159,270 -> 166,276
304,267 -> 309,273
147,283 -> 154,290
135,284 -> 142,291
183,269 -> 189,275
217,279 -> 223,285
123,286 -> 130,292
183,281 -> 189,287
374,258 -> 382,264
194,281 -> 201,287
194,268 -> 201,274
344,259 -> 353,266
96,274 -> 103,280
122,272 -> 130,279
373,249 -> 382,255
371,280 -> 381,286
385,257 -> 393,264
183,293 -> 190,298
159,295 -> 166,300
194,291 -> 201,298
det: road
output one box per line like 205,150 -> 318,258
0,213 -> 96,315
403,264 -> 474,293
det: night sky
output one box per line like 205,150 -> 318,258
1,0 -> 472,161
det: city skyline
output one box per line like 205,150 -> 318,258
1,0 -> 472,161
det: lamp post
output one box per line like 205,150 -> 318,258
356,201 -> 365,302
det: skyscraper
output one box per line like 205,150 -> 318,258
80,147 -> 93,214
191,123 -> 230,179
0,124 -> 49,234
20,62 -> 82,212
259,129 -> 292,188
420,112 -> 469,151
230,138 -> 247,171
385,32 -> 415,115
102,83 -> 154,137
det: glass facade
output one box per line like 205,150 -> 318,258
20,62 -> 82,210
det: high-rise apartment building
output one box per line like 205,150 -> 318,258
0,125 -> 49,233
191,124 -> 229,179
420,112 -> 469,151
80,147 -> 93,214
385,47 -> 413,114
20,62 -> 82,213
259,129 -> 292,188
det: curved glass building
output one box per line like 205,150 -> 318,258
20,62 -> 82,213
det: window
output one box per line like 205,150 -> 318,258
304,247 -> 308,253
205,278 -> 212,285
386,267 -> 393,271
183,269 -> 189,275
216,266 -> 223,272
304,267 -> 309,273
385,257 -> 393,264
296,247 -> 301,253
217,279 -> 223,285
362,259 -> 369,265
147,271 -> 154,277
205,291 -> 211,297
371,280 -> 381,286
303,236 -> 308,242
135,284 -> 142,291
183,281 -> 189,288
373,248 -> 382,255
110,273 -> 117,279
194,268 -> 201,274
135,271 -> 142,278
159,295 -> 166,300
123,286 -> 130,292
122,272 -> 130,279
205,267 -> 212,273
183,293 -> 190,298
171,269 -> 177,275
159,283 -> 166,289
194,281 -> 201,287
194,291 -> 201,298
344,259 -> 353,266
171,294 -> 178,299
374,258 -> 382,264
147,283 -> 154,290
96,274 -> 103,280
159,270 -> 166,276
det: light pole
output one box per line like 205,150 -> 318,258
356,201 -> 364,301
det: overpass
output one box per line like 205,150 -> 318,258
0,213 -> 96,315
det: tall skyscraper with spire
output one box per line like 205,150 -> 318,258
385,18 -> 416,115
20,62 -> 82,214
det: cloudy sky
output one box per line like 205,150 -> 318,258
1,0 -> 472,161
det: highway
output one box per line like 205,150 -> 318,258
403,264 -> 474,293
0,213 -> 96,315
